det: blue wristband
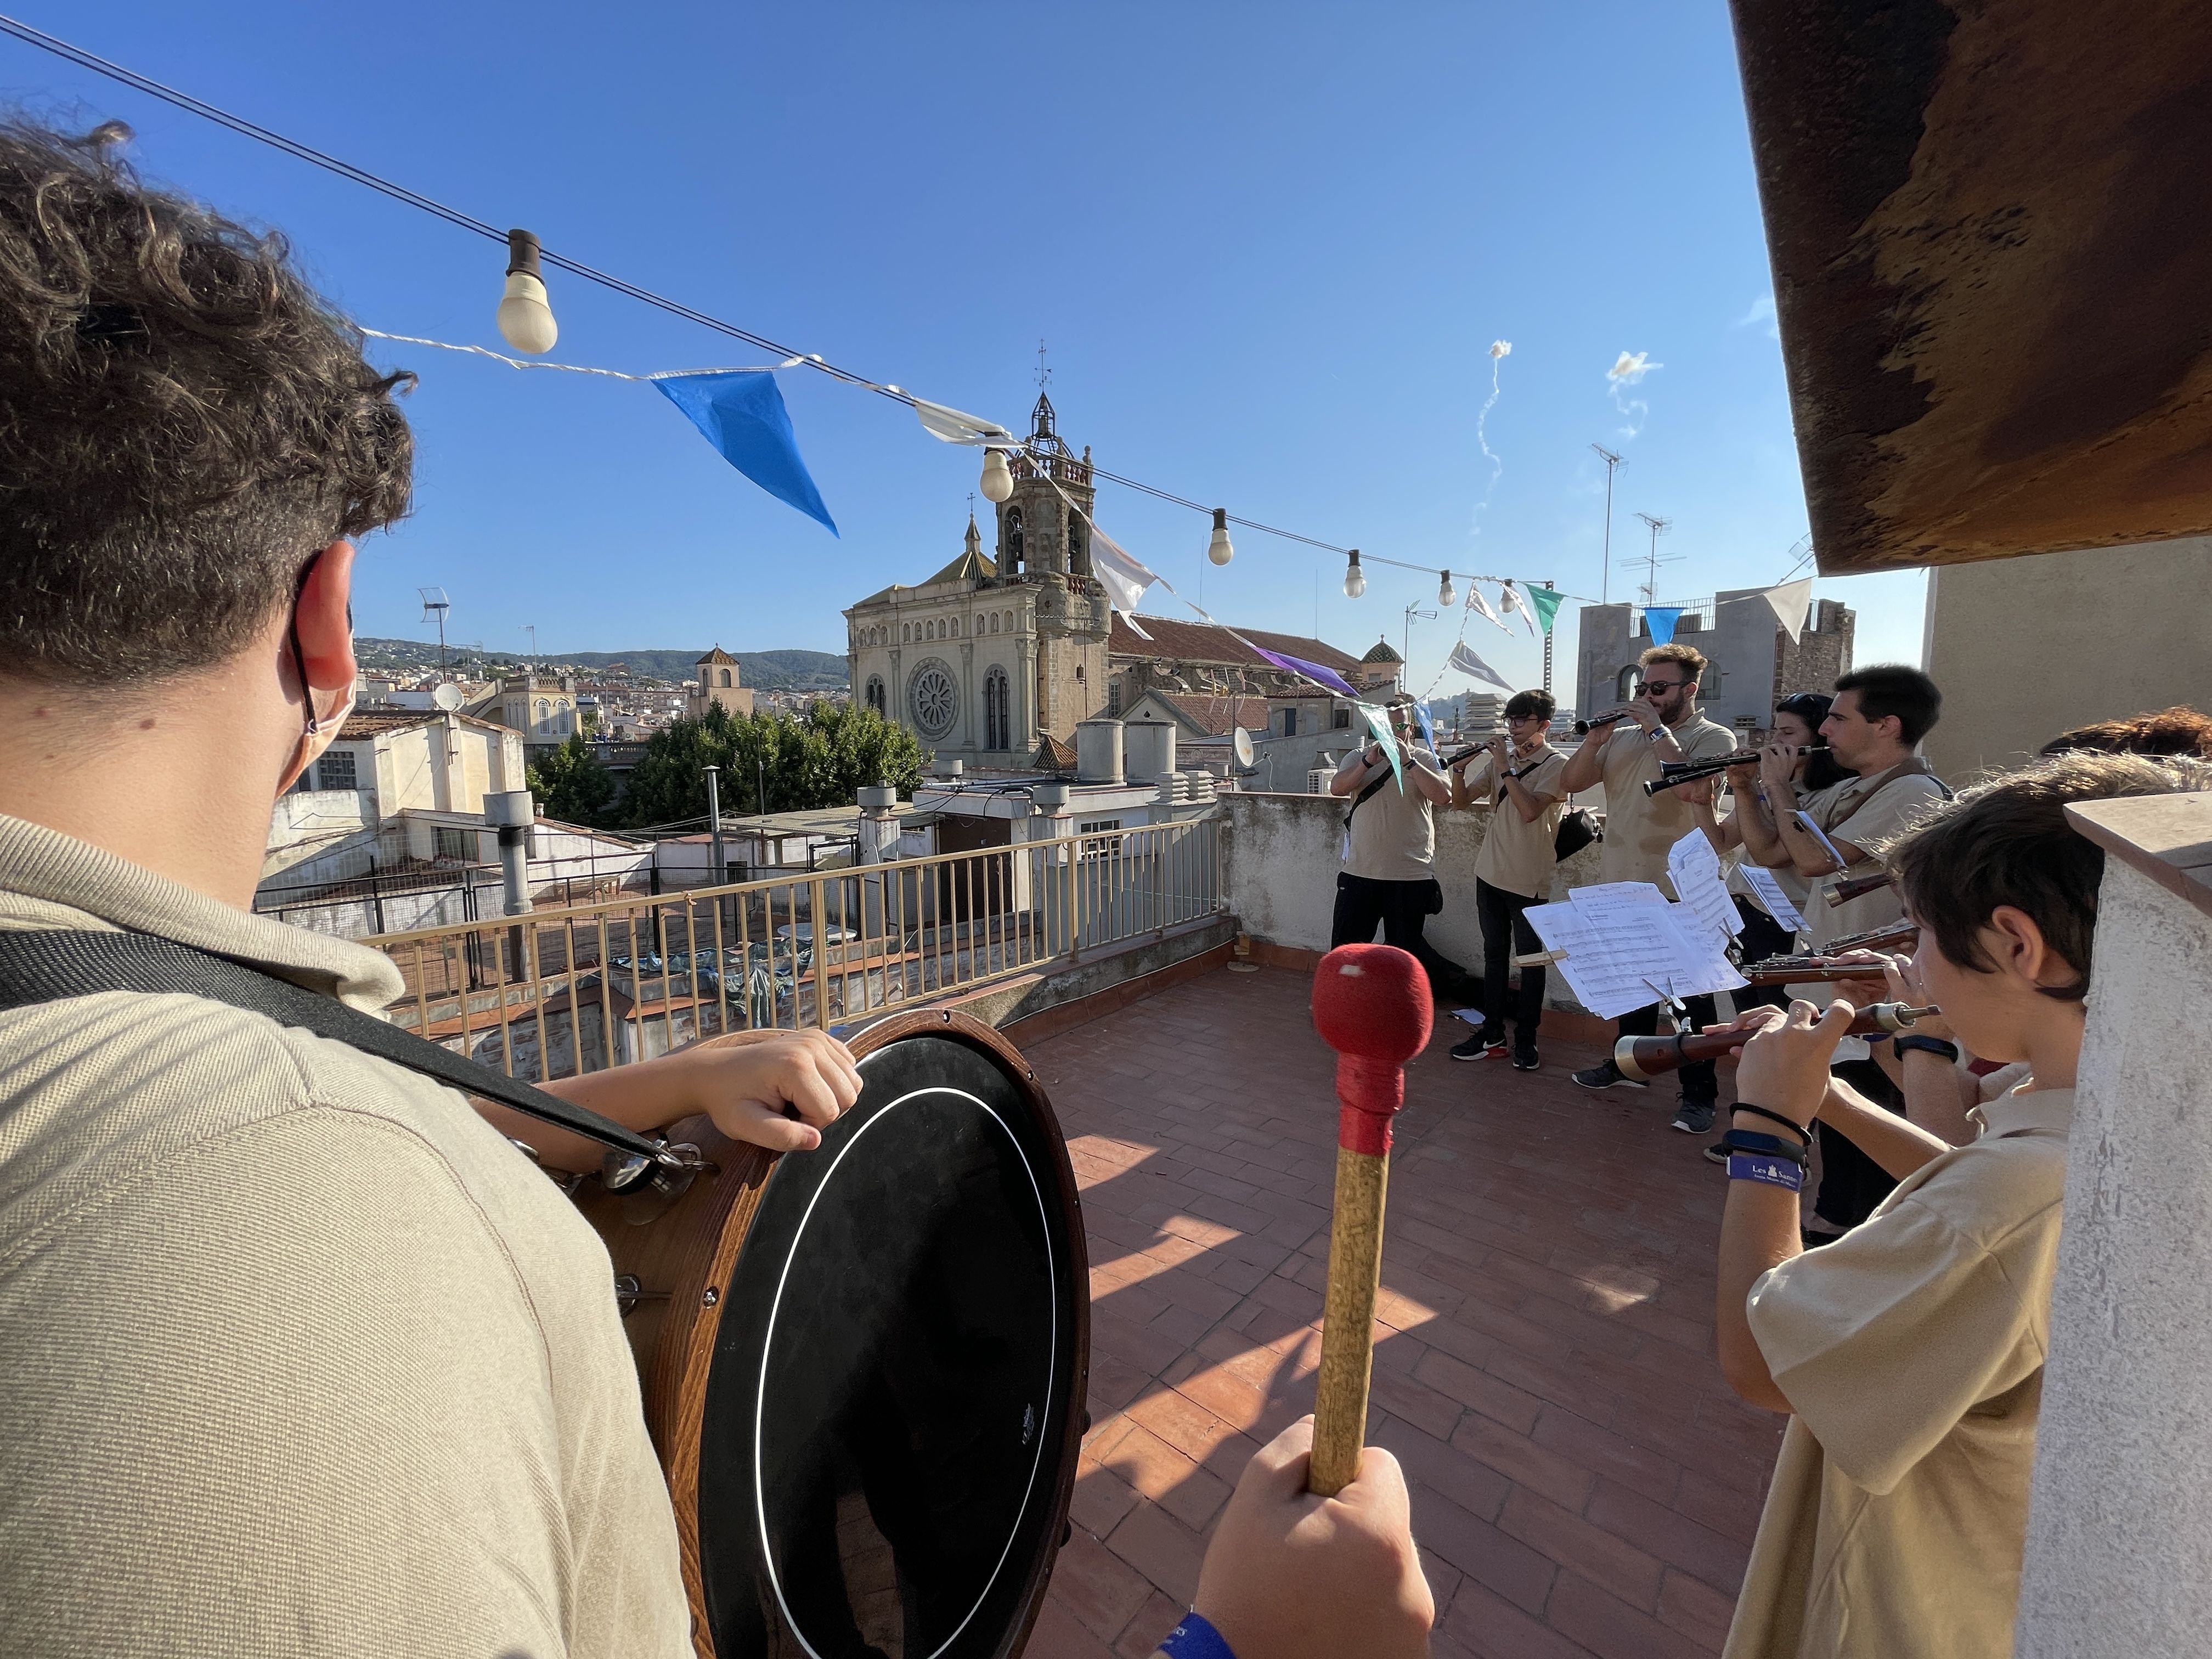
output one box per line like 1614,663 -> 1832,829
1727,1152 -> 1804,1192
1158,1611 -> 1238,1659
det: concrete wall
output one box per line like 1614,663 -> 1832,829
2016,855 -> 2212,1655
1922,537 -> 2212,782
1575,594 -> 1853,737
1218,791 -> 1604,986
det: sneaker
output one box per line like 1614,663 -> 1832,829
1452,1031 -> 1508,1062
1673,1101 -> 1717,1135
1571,1059 -> 1646,1091
1703,1138 -> 1729,1165
1511,1047 -> 1540,1071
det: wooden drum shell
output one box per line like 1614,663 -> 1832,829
574,1008 -> 1089,1659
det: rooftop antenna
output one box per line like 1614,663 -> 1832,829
1591,444 -> 1623,605
418,587 -> 451,674
1401,599 -> 1437,669
523,623 -> 538,667
1629,513 -> 1680,606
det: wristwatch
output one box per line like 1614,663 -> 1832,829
1893,1034 -> 1959,1063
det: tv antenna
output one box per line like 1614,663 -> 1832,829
1590,445 -> 1623,605
1629,513 -> 1680,606
418,588 -> 451,674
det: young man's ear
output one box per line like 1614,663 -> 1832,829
1983,905 -> 2078,993
295,541 -> 357,693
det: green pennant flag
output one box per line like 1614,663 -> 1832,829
1527,584 -> 1565,635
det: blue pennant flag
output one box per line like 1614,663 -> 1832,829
1643,605 -> 1684,646
652,371 -> 837,535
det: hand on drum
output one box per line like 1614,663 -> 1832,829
1188,1417 -> 1433,1659
681,1026 -> 863,1152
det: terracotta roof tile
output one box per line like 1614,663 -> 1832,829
1107,614 -> 1362,676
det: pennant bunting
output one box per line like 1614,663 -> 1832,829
1762,577 -> 1813,644
1358,702 -> 1406,791
1413,699 -> 1437,751
912,397 -> 1018,447
1466,584 -> 1511,634
1642,606 -> 1684,646
1086,521 -> 1160,616
1449,641 -> 1515,694
652,371 -> 837,534
1498,580 -> 1537,634
1254,646 -> 1363,701
1527,584 -> 1565,636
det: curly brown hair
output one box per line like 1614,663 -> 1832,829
2039,706 -> 2212,761
0,119 -> 414,684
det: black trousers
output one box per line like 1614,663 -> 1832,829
1330,873 -> 1468,996
1474,877 -> 1544,1051
1618,993 -> 1720,1105
1813,1056 -> 1907,1232
1733,895 -> 1796,1014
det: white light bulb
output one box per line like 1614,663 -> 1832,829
1438,570 -> 1456,608
979,448 -> 1014,504
496,229 -> 557,354
1207,506 -> 1234,567
1344,549 -> 1365,599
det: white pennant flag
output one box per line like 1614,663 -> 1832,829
1449,641 -> 1516,693
912,397 -> 1018,447
1763,577 -> 1813,644
1087,521 -> 1161,619
1498,580 -> 1537,635
1466,583 -> 1511,634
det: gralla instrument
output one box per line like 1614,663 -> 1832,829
1612,1002 -> 1938,1082
1824,870 -> 1896,907
575,1009 -> 1088,1659
1642,745 -> 1829,795
1572,707 -> 1637,735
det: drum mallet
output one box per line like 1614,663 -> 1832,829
1306,942 -> 1432,1496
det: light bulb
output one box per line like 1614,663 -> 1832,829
1438,569 -> 1456,608
496,228 -> 557,354
1343,549 -> 1365,599
1207,507 -> 1234,566
979,448 -> 1014,503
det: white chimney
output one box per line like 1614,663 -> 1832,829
1123,718 -> 1177,784
1074,718 -> 1125,785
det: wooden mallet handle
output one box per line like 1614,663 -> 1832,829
1306,943 -> 1432,1496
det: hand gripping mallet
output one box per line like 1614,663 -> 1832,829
1306,942 -> 1433,1496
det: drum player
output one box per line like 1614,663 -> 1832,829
0,121 -> 1433,1659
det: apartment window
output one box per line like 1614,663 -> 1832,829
1282,708 -> 1298,737
1332,706 -> 1351,730
317,749 -> 357,791
1077,816 -> 1124,861
434,826 -> 474,861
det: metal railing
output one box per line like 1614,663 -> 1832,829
361,815 -> 1224,1083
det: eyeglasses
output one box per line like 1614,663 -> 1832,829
1641,678 -> 1694,694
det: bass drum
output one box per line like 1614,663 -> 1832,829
578,1009 -> 1089,1659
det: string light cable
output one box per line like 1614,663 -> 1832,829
0,12 -> 1602,598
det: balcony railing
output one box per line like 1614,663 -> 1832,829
361,816 -> 1224,1082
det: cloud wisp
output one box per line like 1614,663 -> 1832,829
1735,294 -> 1780,340
1470,339 -> 1511,538
1606,349 -> 1662,440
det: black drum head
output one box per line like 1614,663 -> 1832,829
696,1031 -> 1083,1659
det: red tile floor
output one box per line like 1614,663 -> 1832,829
1018,965 -> 1784,1659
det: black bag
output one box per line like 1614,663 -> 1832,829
1554,807 -> 1599,863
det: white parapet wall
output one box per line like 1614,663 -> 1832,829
1218,791 -> 1603,984
2016,793 -> 2212,1655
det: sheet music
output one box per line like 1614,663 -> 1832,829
1736,864 -> 1807,935
1794,810 -> 1852,872
1524,883 -> 1747,1019
1667,830 -> 1743,946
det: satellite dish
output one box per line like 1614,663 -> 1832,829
432,681 -> 464,712
1232,727 -> 1256,769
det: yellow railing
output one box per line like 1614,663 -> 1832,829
363,815 -> 1223,1082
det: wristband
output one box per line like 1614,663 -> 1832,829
1729,1103 -> 1811,1144
1728,1152 -> 1804,1192
1718,1129 -> 1804,1165
1158,1611 -> 1237,1659
1893,1034 -> 1960,1063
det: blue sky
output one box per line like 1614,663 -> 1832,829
5,2 -> 1928,698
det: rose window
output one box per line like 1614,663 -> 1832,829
909,661 -> 958,737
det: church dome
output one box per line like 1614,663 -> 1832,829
1361,636 -> 1404,664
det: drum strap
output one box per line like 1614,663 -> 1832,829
0,928 -> 679,1169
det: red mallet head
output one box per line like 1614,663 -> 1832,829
1311,944 -> 1433,1157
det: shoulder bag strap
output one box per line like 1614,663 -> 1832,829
0,929 -> 679,1169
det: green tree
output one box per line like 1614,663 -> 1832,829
526,734 -> 617,828
618,702 -> 923,831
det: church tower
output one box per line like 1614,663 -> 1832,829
993,393 -> 1110,743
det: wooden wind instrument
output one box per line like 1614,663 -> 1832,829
1305,943 -> 1431,1497
1611,1002 -> 1938,1082
1740,958 -> 1895,988
1824,870 -> 1895,907
1643,744 -> 1828,795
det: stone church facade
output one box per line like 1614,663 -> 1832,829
844,393 -> 1113,764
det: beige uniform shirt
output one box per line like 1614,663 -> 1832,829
1596,713 -> 1737,894
1344,747 -> 1442,883
1797,764 -> 1949,950
0,814 -> 690,1658
1724,1085 -> 2073,1659
1470,744 -> 1568,900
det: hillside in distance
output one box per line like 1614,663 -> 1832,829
353,638 -> 849,690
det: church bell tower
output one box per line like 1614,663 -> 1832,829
994,391 -> 1109,742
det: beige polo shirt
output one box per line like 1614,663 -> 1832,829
1470,744 -> 1568,900
1596,713 -> 1737,894
1724,1084 -> 2073,1659
1344,747 -> 1442,883
0,814 -> 690,1658
1797,763 -> 1949,950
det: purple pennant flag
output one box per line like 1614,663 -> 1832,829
1252,645 -> 1362,701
